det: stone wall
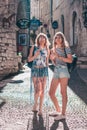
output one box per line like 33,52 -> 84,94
0,0 -> 19,80
0,29 -> 19,80
68,0 -> 87,56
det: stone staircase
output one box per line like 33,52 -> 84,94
77,56 -> 87,69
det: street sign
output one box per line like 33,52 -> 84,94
52,21 -> 58,29
16,19 -> 30,29
30,17 -> 42,30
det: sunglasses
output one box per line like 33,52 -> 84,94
55,36 -> 61,39
39,35 -> 45,38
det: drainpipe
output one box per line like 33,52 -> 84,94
50,0 -> 53,23
26,0 -> 30,47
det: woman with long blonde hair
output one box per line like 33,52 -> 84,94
49,32 -> 72,120
28,33 -> 50,115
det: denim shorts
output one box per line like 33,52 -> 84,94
31,67 -> 48,77
53,65 -> 70,79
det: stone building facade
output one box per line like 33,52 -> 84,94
33,0 -> 87,68
35,0 -> 87,56
52,0 -> 87,57
0,0 -> 21,80
0,0 -> 32,80
31,0 -> 51,37
0,0 -> 86,80
52,0 -> 87,68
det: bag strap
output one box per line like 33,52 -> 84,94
30,46 -> 35,57
64,47 -> 67,58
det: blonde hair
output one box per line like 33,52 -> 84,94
53,32 -> 69,49
35,33 -> 50,49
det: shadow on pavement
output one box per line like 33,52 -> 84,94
49,64 -> 54,72
9,80 -> 24,84
32,112 -> 46,130
27,111 -> 46,130
0,84 -> 6,92
69,69 -> 87,104
50,119 -> 69,130
0,97 -> 6,108
49,65 -> 87,104
0,79 -> 23,93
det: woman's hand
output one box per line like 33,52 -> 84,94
49,51 -> 56,66
50,53 -> 56,60
58,54 -> 73,63
34,49 -> 40,58
50,51 -> 59,60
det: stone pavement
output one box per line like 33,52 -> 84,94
77,67 -> 87,85
0,66 -> 87,130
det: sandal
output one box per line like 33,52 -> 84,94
32,103 -> 38,113
32,109 -> 38,113
38,111 -> 42,116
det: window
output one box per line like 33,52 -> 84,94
19,33 -> 27,46
72,11 -> 78,45
61,15 -> 64,34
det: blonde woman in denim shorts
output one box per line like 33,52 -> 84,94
28,33 -> 50,115
49,32 -> 72,120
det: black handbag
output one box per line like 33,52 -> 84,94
67,54 -> 77,73
27,46 -> 35,68
64,48 -> 77,73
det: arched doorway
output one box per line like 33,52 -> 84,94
72,11 -> 78,45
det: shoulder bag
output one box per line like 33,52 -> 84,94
27,46 -> 35,68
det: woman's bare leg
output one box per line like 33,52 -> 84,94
39,77 -> 46,114
32,77 -> 40,111
49,78 -> 61,112
60,78 -> 69,115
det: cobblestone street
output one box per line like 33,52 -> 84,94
0,0 -> 87,130
0,67 -> 87,130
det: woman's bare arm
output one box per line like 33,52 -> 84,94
28,46 -> 34,62
46,49 -> 50,66
58,54 -> 73,63
49,49 -> 56,65
28,46 -> 40,62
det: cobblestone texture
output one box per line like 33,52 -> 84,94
0,67 -> 87,130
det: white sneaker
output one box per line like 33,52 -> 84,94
49,111 -> 61,116
54,114 -> 66,120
